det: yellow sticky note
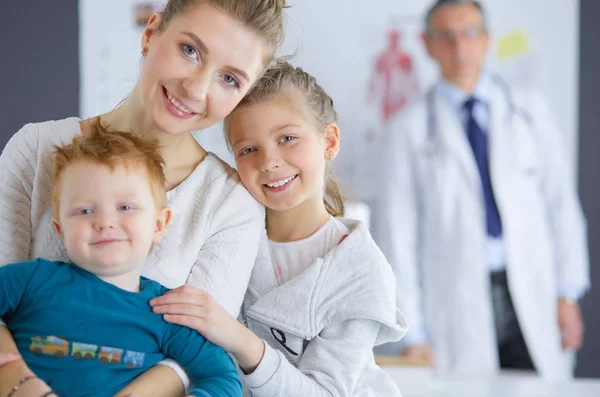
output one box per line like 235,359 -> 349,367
496,30 -> 530,60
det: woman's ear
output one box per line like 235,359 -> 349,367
141,13 -> 163,56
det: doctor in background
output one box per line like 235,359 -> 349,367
378,0 -> 590,379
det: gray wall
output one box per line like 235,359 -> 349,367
0,0 -> 79,149
0,0 -> 599,378
575,0 -> 600,379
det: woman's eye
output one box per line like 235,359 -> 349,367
223,74 -> 240,88
182,44 -> 197,58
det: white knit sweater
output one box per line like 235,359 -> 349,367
0,117 -> 265,315
0,117 -> 266,387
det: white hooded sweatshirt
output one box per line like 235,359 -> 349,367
241,219 -> 407,397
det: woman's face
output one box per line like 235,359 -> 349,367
139,3 -> 270,135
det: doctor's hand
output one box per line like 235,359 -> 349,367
400,344 -> 434,366
558,298 -> 584,350
150,285 -> 247,353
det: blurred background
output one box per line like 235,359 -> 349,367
0,0 -> 598,378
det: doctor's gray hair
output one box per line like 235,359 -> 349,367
425,0 -> 487,34
224,61 -> 345,218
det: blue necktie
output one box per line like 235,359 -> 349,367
464,97 -> 503,237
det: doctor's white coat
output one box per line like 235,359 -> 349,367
380,82 -> 590,379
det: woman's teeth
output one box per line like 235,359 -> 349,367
266,175 -> 296,188
166,91 -> 193,113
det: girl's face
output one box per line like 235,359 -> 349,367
229,94 -> 339,214
138,3 -> 269,135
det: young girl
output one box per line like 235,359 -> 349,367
151,62 -> 407,396
0,0 -> 286,395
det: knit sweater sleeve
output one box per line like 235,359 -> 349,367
0,123 -> 40,265
0,120 -> 79,266
186,177 -> 265,318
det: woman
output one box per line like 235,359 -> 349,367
0,1 -> 286,395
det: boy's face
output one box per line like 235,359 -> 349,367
53,161 -> 170,280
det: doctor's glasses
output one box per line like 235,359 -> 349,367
427,26 -> 487,44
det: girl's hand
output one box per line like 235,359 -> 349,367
151,285 -> 266,372
150,285 -> 265,372
150,285 -> 246,353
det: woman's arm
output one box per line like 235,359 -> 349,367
0,327 -> 54,396
186,188 -> 265,318
0,123 -> 38,265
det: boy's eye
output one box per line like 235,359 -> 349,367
78,209 -> 92,215
118,205 -> 132,211
280,135 -> 296,143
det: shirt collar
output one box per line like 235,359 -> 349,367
436,70 -> 493,111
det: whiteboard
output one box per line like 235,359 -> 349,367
79,0 -> 580,201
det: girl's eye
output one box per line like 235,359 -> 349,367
118,205 -> 132,211
223,74 -> 240,88
240,147 -> 257,156
78,209 -> 92,215
280,135 -> 296,143
182,44 -> 198,58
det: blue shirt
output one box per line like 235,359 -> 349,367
0,259 -> 242,397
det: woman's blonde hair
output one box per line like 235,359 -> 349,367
158,0 -> 287,63
225,62 -> 345,217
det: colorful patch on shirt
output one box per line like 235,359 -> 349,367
30,336 -> 69,358
98,346 -> 124,364
124,351 -> 145,368
29,335 -> 145,368
72,342 -> 99,360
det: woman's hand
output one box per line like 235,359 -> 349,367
150,285 -> 265,373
